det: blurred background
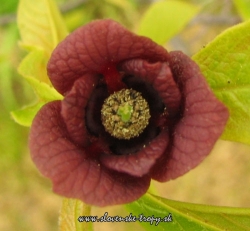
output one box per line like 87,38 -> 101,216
0,0 -> 250,230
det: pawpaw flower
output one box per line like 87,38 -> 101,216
29,19 -> 229,206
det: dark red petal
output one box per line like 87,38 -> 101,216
61,75 -> 98,147
151,51 -> 229,181
29,101 -> 150,206
47,19 -> 169,94
120,59 -> 181,115
100,130 -> 169,177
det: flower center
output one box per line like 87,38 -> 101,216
101,89 -> 150,140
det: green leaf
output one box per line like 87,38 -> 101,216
126,193 -> 250,231
18,48 -> 50,84
137,0 -> 199,45
193,20 -> 250,146
10,75 -> 62,126
59,198 -> 93,231
10,74 -> 62,127
233,0 -> 250,21
15,0 -> 66,127
11,102 -> 44,127
18,48 -> 63,102
15,48 -> 62,127
17,0 -> 68,54
24,76 -> 63,102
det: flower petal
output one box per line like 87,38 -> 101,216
151,51 -> 229,181
47,19 -> 169,94
29,101 -> 151,206
61,75 -> 98,147
100,130 -> 169,177
120,59 -> 181,115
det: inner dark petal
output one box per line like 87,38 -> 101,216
122,75 -> 165,114
85,74 -> 164,155
119,59 -> 182,117
85,84 -> 108,136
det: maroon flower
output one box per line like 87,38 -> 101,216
29,19 -> 229,206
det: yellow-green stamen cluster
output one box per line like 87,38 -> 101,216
101,89 -> 150,139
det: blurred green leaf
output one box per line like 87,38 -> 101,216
17,0 -> 68,54
0,25 -> 20,110
0,24 -> 29,162
11,102 -> 44,127
0,0 -> 19,14
106,0 -> 133,9
233,0 -> 250,21
126,193 -> 250,231
106,0 -> 137,17
137,0 -> 199,45
105,0 -> 138,27
63,6 -> 93,32
59,198 -> 93,231
193,20 -> 250,146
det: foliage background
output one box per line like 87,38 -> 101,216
0,0 -> 250,230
